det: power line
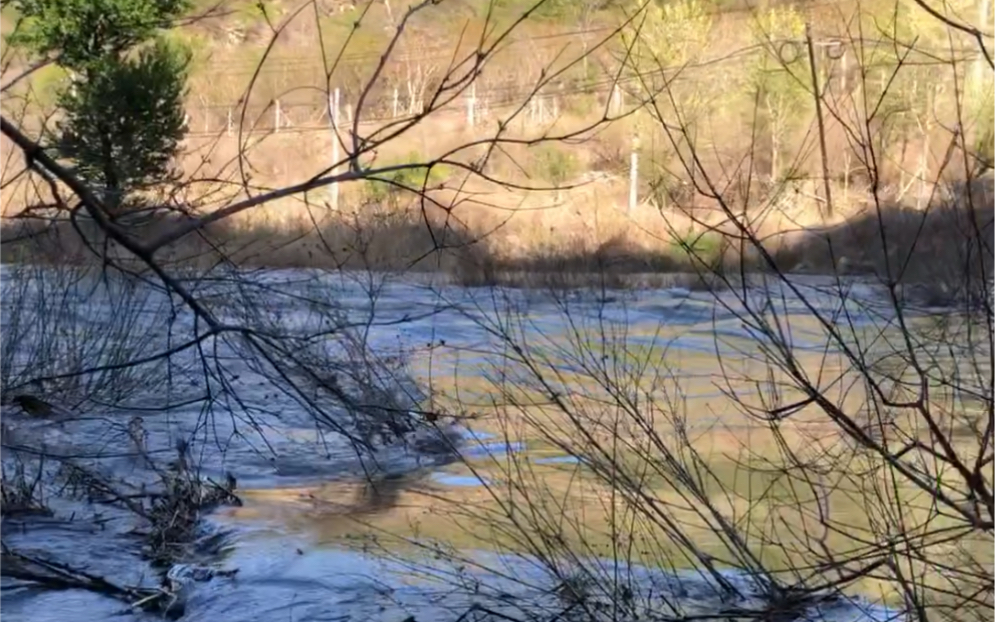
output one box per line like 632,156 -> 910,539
197,26 -> 611,79
188,32 -> 981,110
181,39 -> 978,139
188,0 -> 856,78
192,30 -> 981,112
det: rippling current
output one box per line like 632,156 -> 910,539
0,266 -> 918,622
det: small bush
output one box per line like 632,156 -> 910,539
669,227 -> 724,266
531,144 -> 579,188
1,457 -> 51,518
362,151 -> 449,208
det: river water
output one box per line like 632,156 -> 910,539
0,266 -> 928,622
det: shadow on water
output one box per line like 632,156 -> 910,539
165,542 -> 903,622
1,491 -> 905,622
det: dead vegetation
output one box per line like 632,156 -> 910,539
2,426 -> 242,619
2,173 -> 988,305
3,0 -> 990,302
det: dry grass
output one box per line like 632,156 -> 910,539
3,168 -> 990,302
1,0 -> 991,300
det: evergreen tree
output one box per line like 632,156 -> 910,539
11,0 -> 191,217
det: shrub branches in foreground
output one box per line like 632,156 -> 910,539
0,0 -> 636,615
344,3 -> 992,621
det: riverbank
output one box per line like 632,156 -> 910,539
1,177 -> 990,308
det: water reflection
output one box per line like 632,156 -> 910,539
0,271 -> 920,622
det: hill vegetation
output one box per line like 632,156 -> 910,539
1,0 -> 991,297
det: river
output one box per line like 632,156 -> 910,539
0,265 -> 940,622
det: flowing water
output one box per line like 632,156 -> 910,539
0,267 -> 936,622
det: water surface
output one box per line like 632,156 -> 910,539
1,267 -> 936,622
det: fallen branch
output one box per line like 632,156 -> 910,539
0,546 -> 182,617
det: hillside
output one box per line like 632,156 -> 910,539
1,0 -> 991,288
4,0 -> 853,113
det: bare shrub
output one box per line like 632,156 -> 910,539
338,4 -> 993,622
